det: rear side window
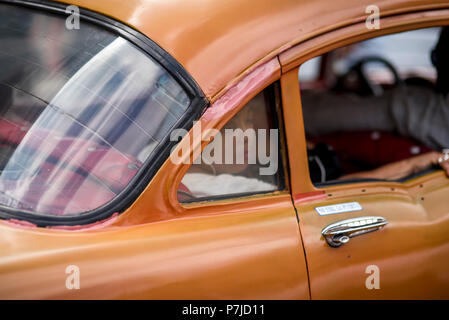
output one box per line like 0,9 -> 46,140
178,83 -> 285,202
0,4 -> 190,217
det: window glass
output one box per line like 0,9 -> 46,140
298,56 -> 322,82
0,4 -> 190,216
331,28 -> 440,81
178,83 -> 283,202
299,27 -> 449,185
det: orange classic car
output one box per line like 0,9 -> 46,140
0,0 -> 449,299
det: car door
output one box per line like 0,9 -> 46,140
279,13 -> 449,298
294,166 -> 449,299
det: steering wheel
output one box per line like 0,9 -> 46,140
340,56 -> 402,96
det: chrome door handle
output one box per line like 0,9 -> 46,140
322,216 -> 388,248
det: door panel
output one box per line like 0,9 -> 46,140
295,174 -> 449,299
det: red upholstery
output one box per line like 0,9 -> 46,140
309,131 -> 434,174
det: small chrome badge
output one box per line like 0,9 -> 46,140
315,202 -> 363,216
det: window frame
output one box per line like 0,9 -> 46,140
178,81 -> 288,204
0,0 -> 208,226
279,8 -> 449,198
169,58 -> 292,210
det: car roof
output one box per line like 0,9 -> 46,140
58,0 -> 447,100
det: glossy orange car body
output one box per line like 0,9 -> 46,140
1,0 -> 449,299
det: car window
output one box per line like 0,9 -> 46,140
298,27 -> 448,186
178,83 -> 284,202
299,56 -> 322,82
331,28 -> 440,83
0,4 -> 190,216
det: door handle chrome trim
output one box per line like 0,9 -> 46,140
321,216 -> 388,248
